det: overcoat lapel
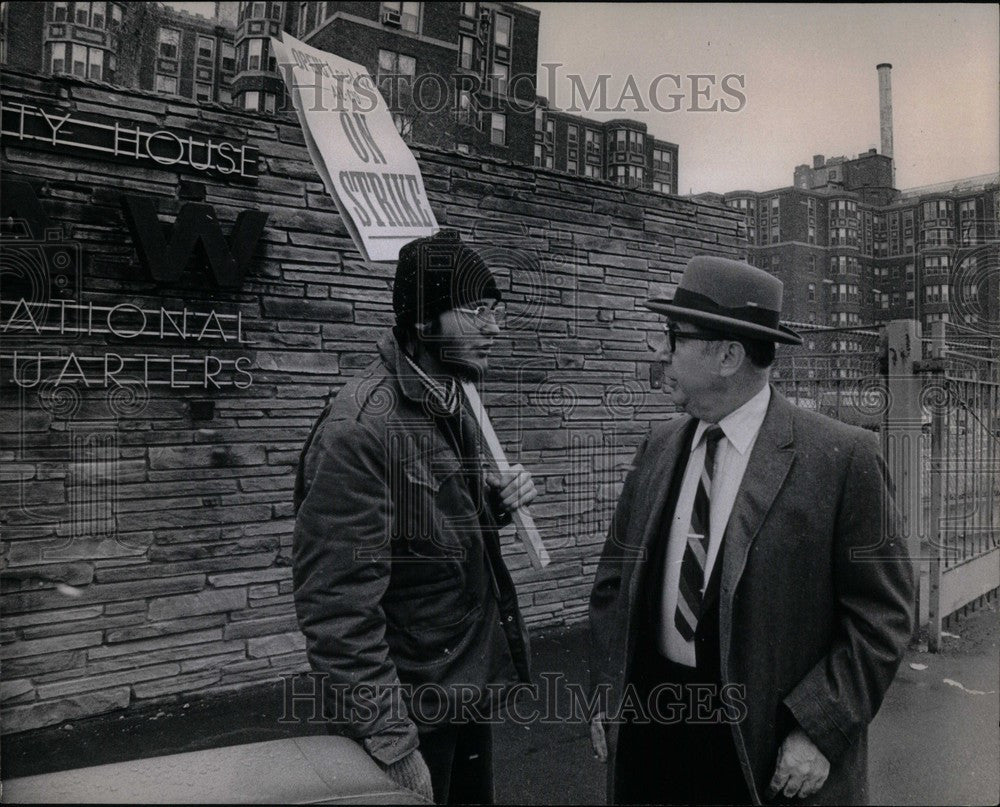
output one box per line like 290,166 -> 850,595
626,417 -> 697,602
718,388 -> 796,676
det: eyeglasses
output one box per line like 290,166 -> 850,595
454,302 -> 507,328
664,322 -> 733,353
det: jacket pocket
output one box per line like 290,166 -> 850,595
388,603 -> 484,670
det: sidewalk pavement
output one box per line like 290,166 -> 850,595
3,606 -> 997,805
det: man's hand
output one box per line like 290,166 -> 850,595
590,711 -> 609,763
485,463 -> 538,512
766,727 -> 830,800
377,748 -> 435,803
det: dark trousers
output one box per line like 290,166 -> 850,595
615,647 -> 752,806
418,720 -> 494,805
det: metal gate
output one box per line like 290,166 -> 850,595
773,319 -> 1000,650
923,321 -> 1000,650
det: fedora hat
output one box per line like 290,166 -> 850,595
646,256 -> 802,345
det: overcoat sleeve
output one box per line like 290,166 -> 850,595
589,435 -> 650,697
782,430 -> 914,762
291,414 -> 419,766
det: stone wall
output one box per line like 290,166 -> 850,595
0,68 -> 744,733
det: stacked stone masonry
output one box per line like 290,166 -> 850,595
0,69 -> 744,733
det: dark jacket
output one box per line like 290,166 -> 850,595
589,388 -> 914,805
292,332 -> 531,766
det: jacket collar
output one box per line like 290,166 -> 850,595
377,329 -> 446,406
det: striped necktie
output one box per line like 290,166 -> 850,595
674,424 -> 725,642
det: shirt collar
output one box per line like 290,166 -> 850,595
401,351 -> 460,416
691,384 -> 771,456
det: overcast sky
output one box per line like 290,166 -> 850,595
167,2 -> 998,195
523,2 -> 999,194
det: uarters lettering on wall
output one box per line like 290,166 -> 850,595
271,32 -> 438,262
0,98 -> 259,180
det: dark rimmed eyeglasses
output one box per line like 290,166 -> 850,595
454,302 -> 507,328
664,322 -> 732,353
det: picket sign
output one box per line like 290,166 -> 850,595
270,32 -> 438,262
461,381 -> 550,570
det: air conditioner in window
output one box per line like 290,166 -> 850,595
382,9 -> 402,27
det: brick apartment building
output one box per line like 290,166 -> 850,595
0,1 -> 239,104
0,1 -> 681,190
700,158 -> 999,341
696,64 -> 998,352
534,105 -> 679,194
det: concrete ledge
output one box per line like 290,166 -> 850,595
2,735 -> 429,804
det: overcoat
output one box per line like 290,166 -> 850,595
589,388 -> 913,805
292,332 -> 531,767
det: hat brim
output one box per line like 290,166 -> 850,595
645,299 -> 803,345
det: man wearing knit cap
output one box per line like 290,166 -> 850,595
589,256 -> 913,805
292,229 -> 536,804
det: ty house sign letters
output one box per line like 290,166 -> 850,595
0,97 -> 260,181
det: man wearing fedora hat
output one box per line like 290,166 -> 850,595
292,229 -> 536,804
588,256 -> 913,805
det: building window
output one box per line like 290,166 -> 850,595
196,83 -> 213,102
248,38 -> 264,70
52,2 -> 68,22
249,2 -> 265,18
219,88 -> 233,105
628,129 -> 644,155
534,144 -> 542,167
243,90 -> 260,110
534,106 -> 544,132
87,46 -> 102,79
587,165 -> 601,179
491,112 -> 506,146
457,88 -> 474,123
70,43 -> 87,77
807,283 -> 815,302
567,158 -> 577,173
544,155 -> 553,169
197,35 -> 215,62
922,199 -> 952,221
264,92 -> 276,113
75,1 -> 90,25
382,1 -> 420,33
461,2 -> 477,17
491,62 -> 508,94
459,35 -> 475,70
158,27 -> 180,60
156,74 -> 178,94
377,49 -> 416,104
298,1 -> 308,35
585,129 -> 601,155
91,1 -> 106,28
49,42 -> 67,74
457,143 -> 471,154
221,42 -> 235,73
494,12 -> 511,47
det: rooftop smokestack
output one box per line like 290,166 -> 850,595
877,63 -> 893,159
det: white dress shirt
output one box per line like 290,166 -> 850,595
658,384 -> 772,666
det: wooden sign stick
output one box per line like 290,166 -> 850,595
461,381 -> 550,570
